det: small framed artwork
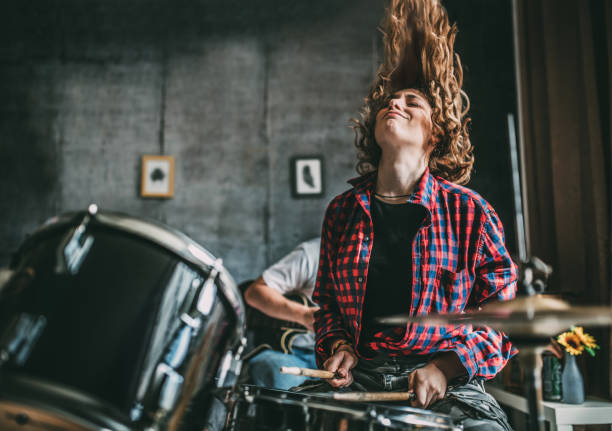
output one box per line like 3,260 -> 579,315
290,156 -> 324,198
141,155 -> 175,198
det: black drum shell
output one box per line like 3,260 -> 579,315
0,211 -> 245,430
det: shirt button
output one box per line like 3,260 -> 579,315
358,276 -> 363,283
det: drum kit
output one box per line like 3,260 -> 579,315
0,206 -> 611,431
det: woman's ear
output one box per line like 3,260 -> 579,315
427,133 -> 441,154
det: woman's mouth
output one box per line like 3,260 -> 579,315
386,110 -> 409,120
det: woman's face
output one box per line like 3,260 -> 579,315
374,89 -> 434,155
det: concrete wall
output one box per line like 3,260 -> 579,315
0,0 -> 517,283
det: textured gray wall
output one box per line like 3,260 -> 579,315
0,1 -> 382,282
0,1 -> 518,284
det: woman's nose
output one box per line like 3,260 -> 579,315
388,97 -> 402,110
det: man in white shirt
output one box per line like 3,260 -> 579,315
244,238 -> 320,389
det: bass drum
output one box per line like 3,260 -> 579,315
230,385 -> 460,431
0,207 -> 245,431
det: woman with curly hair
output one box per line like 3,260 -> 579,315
355,0 -> 473,183
299,1 -> 518,429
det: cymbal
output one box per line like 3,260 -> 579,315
377,295 -> 612,338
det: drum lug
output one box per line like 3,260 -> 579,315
129,403 -> 143,421
55,212 -> 95,275
155,363 -> 184,412
238,336 -> 247,352
215,349 -> 243,388
302,403 -> 311,431
246,403 -> 257,418
0,268 -> 14,294
376,414 -> 392,427
179,313 -> 201,331
0,313 -> 47,367
197,259 -> 223,315
164,326 -> 193,368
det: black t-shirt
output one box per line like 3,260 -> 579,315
359,198 -> 426,352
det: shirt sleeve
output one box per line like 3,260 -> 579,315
313,202 -> 351,367
439,209 -> 518,381
262,241 -> 316,295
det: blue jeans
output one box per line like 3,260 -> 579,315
248,347 -> 317,390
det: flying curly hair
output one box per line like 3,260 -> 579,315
352,0 -> 473,185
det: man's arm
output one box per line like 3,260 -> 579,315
244,276 -> 317,331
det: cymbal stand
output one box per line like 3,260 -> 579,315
511,339 -> 546,431
514,257 -> 552,431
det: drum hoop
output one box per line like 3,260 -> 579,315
21,210 -> 246,339
240,389 -> 457,429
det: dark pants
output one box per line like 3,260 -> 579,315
294,355 -> 513,431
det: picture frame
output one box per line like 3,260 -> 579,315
290,156 -> 324,198
141,155 -> 175,198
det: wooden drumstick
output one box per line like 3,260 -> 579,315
280,366 -> 336,379
332,391 -> 416,402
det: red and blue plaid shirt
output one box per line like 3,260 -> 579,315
313,168 -> 518,380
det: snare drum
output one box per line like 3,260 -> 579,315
0,208 -> 245,431
230,385 -> 459,431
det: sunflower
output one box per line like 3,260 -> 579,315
573,327 -> 598,349
572,326 -> 600,356
557,332 -> 584,355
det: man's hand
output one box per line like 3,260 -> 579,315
408,362 -> 448,408
244,277 -> 319,329
299,306 -> 319,332
322,345 -> 358,388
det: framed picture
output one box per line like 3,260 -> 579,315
141,155 -> 174,198
291,156 -> 324,198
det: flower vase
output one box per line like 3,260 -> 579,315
561,352 -> 585,404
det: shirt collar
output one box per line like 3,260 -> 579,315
406,167 -> 438,214
348,168 -> 438,223
348,172 -> 376,218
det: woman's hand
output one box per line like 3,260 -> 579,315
408,362 -> 448,408
408,352 -> 465,408
322,345 -> 358,388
